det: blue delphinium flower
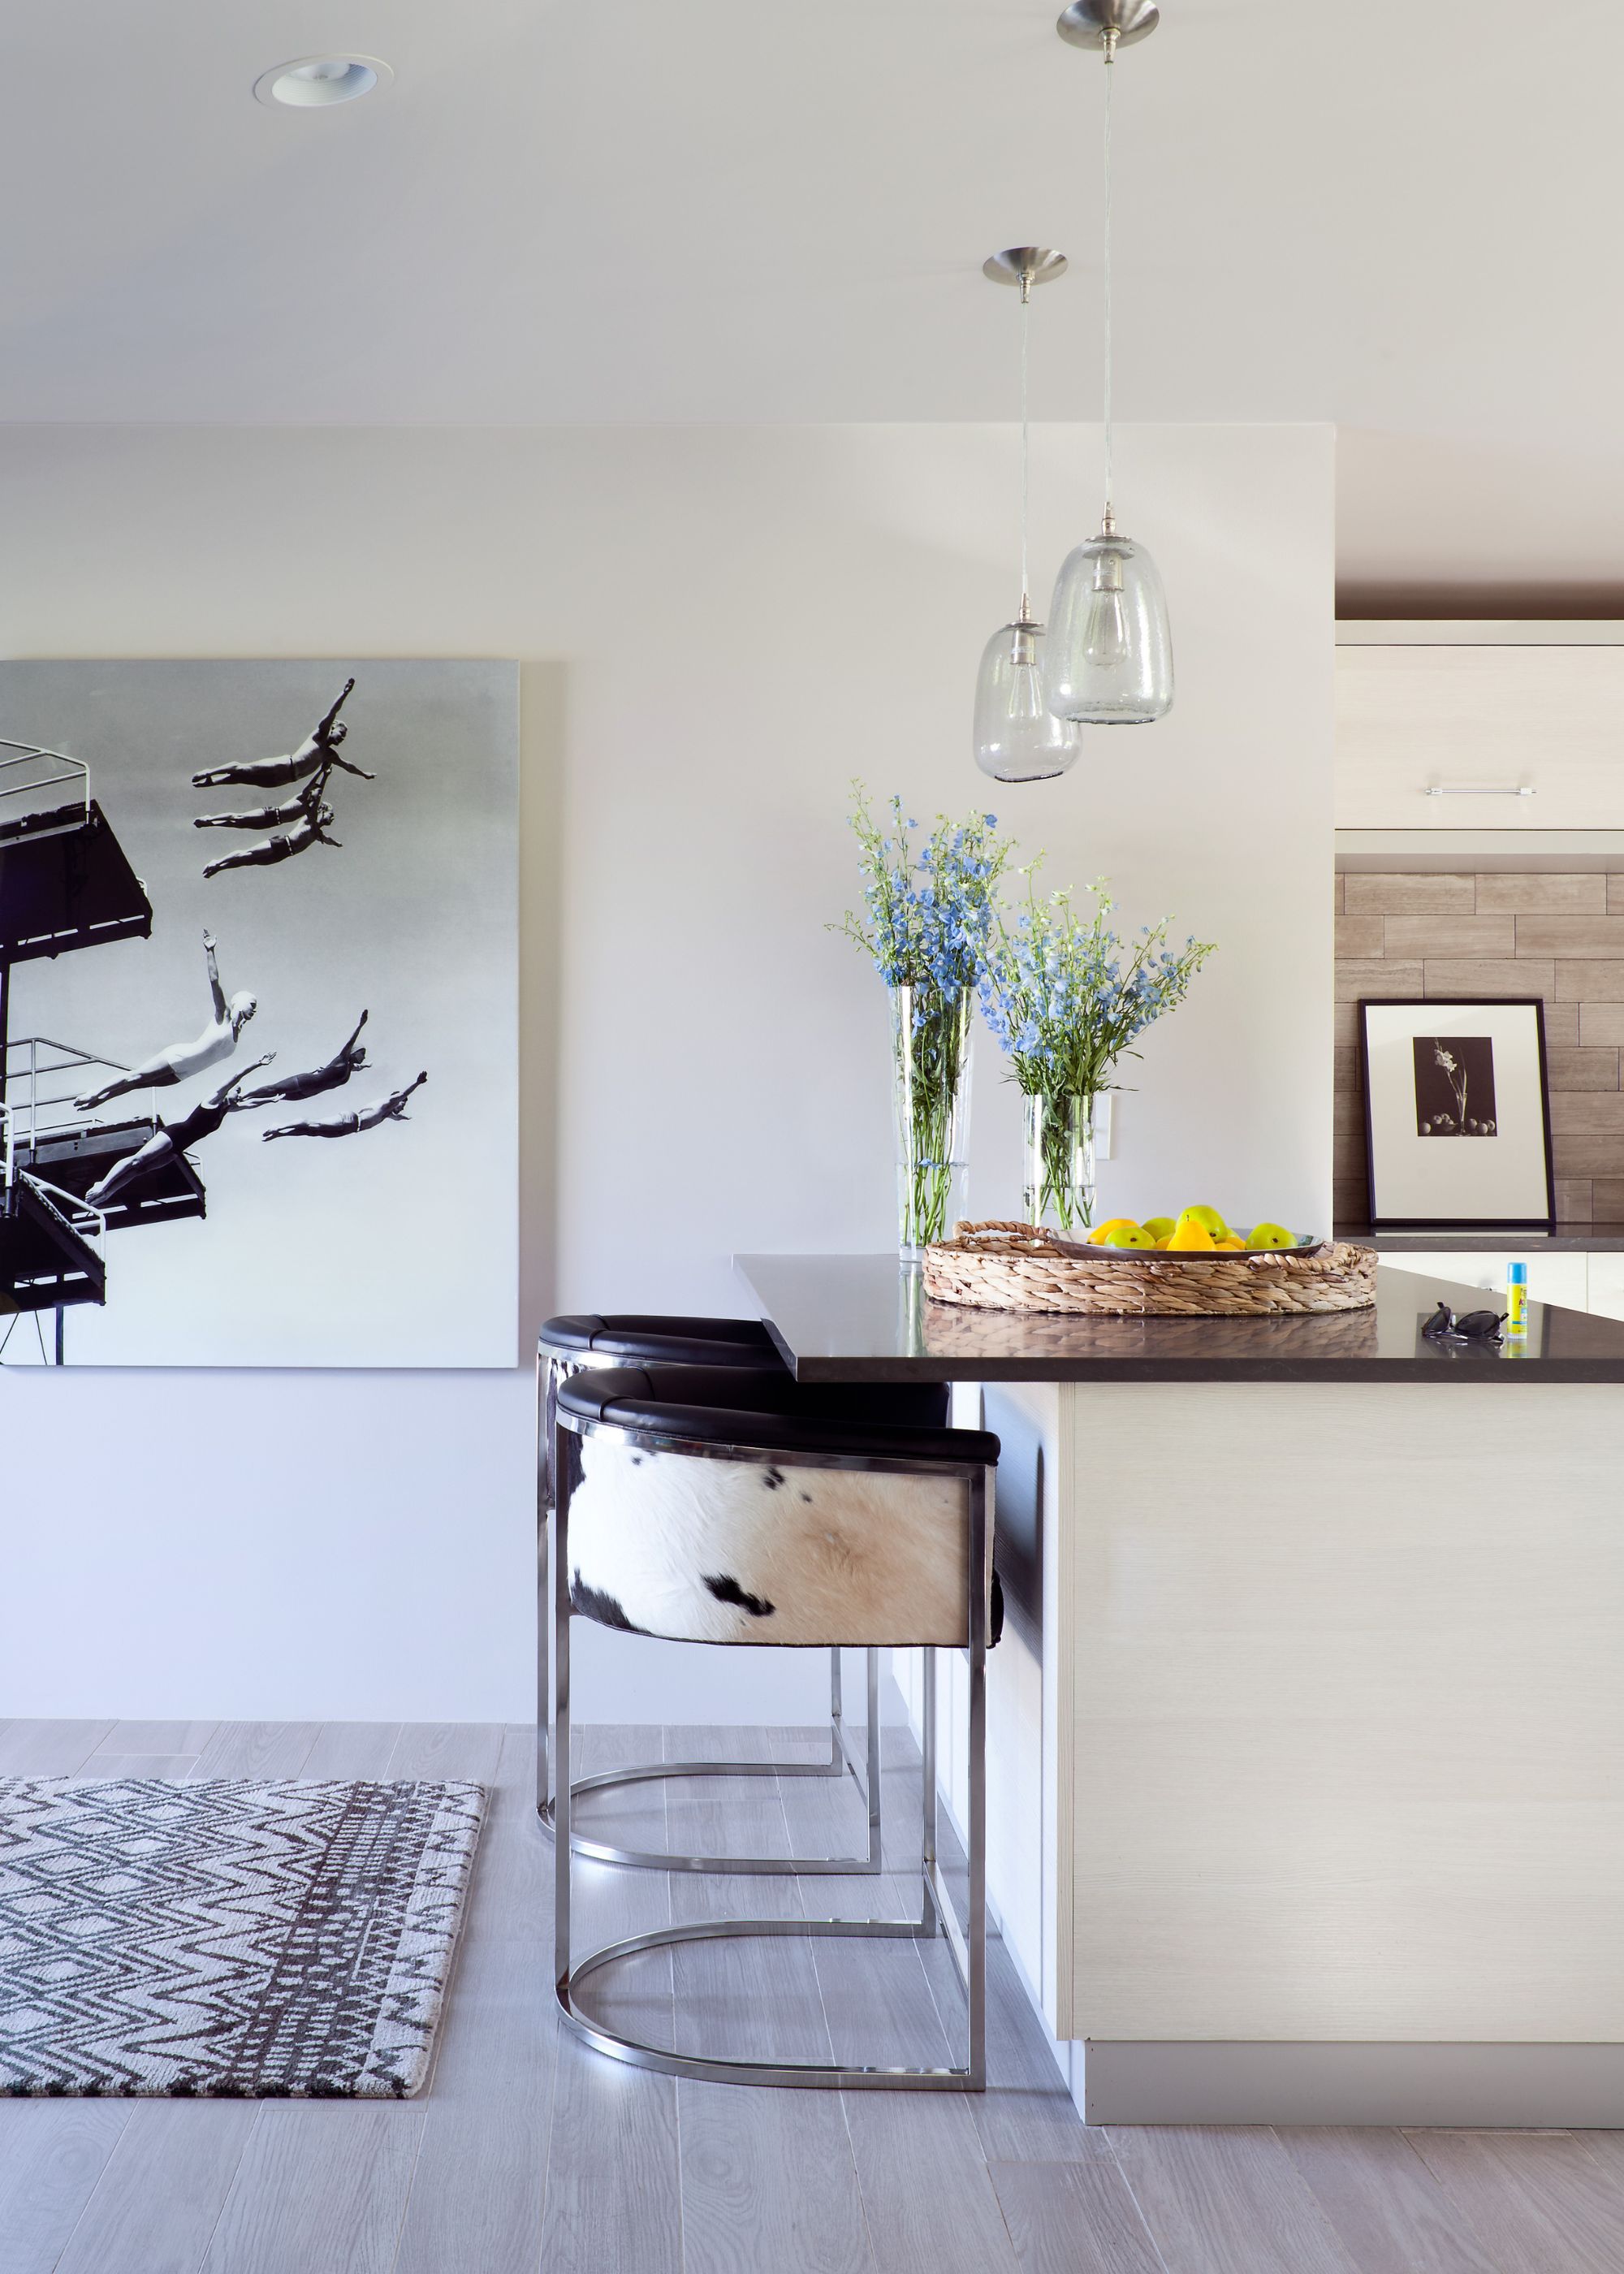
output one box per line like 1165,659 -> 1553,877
979,873 -> 1216,1230
980,872 -> 1214,1100
834,785 -> 1013,1001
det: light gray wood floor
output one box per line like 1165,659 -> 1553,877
2,1714 -> 1623,2272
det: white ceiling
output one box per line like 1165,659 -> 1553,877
3,1 -> 1621,599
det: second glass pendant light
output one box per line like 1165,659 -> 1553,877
974,248 -> 1079,784
1045,516 -> 1173,724
1046,2 -> 1173,726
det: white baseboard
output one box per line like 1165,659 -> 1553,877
1084,2040 -> 1624,2127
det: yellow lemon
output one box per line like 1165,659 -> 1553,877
1246,1221 -> 1295,1251
1086,1217 -> 1138,1246
1141,1217 -> 1176,1242
1180,1204 -> 1230,1240
1105,1224 -> 1158,1250
1215,1238 -> 1245,1251
1154,1235 -> 1173,1249
1167,1219 -> 1216,1252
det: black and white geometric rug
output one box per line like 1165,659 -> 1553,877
0,1777 -> 486,2098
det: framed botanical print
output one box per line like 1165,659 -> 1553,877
1358,997 -> 1555,1232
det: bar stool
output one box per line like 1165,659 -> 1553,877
536,1312 -> 948,1878
551,1362 -> 998,2090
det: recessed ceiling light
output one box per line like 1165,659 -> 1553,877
253,56 -> 394,109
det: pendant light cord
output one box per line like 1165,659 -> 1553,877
1101,32 -> 1116,529
1018,280 -> 1032,617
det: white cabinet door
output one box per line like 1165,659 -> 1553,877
1585,1253 -> 1624,1321
1337,645 -> 1624,829
1380,1252 -> 1590,1312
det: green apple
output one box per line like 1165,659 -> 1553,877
1180,1204 -> 1230,1240
1105,1224 -> 1159,1250
1246,1221 -> 1295,1251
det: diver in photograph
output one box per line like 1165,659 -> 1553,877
202,802 -> 340,880
228,1013 -> 369,1108
190,678 -> 373,789
261,1070 -> 427,1142
75,931 -> 258,1109
192,760 -> 340,832
85,1056 -> 277,1209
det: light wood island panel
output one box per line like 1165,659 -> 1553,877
1057,1379 -> 1624,2044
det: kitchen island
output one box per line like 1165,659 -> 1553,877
736,1253 -> 1624,2125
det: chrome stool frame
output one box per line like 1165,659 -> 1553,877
551,1406 -> 989,2091
535,1341 -> 882,1874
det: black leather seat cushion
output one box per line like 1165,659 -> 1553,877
540,1312 -> 784,1369
556,1364 -> 997,1468
540,1312 -> 948,1429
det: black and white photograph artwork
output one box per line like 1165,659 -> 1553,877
0,661 -> 517,1365
1412,1035 -> 1497,1137
1359,997 -> 1553,1233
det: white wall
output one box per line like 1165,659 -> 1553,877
0,422 -> 1333,1723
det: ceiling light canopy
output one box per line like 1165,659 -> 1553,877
1056,0 -> 1160,50
253,57 -> 393,110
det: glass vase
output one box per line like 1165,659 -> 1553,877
1023,1090 -> 1097,1236
890,984 -> 973,1260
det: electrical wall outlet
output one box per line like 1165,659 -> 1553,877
1093,1092 -> 1114,1161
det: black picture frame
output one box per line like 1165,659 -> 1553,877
1358,996 -> 1556,1234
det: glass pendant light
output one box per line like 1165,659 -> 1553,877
973,247 -> 1080,784
1046,0 -> 1174,726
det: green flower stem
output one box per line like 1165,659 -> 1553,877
1023,1088 -> 1097,1236
892,985 -> 972,1254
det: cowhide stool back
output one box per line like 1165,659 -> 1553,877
536,1316 -> 948,1879
550,1363 -> 998,2091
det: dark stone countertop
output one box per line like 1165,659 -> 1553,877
1337,1223 -> 1624,1253
734,1252 -> 1624,1384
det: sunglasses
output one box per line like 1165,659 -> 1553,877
1423,1302 -> 1506,1344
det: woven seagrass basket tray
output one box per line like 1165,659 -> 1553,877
922,1220 -> 1377,1318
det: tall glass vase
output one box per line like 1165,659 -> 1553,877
1023,1089 -> 1097,1236
889,984 -> 973,1260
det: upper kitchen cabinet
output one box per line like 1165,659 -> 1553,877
1337,624 -> 1624,829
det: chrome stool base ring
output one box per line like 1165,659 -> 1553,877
537,1649 -> 883,1874
536,1749 -> 881,1874
557,1907 -> 983,2091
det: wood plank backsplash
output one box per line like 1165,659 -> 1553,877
1334,873 -> 1624,1225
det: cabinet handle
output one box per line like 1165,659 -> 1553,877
1423,785 -> 1536,798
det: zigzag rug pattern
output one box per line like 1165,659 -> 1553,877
0,1775 -> 485,2098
